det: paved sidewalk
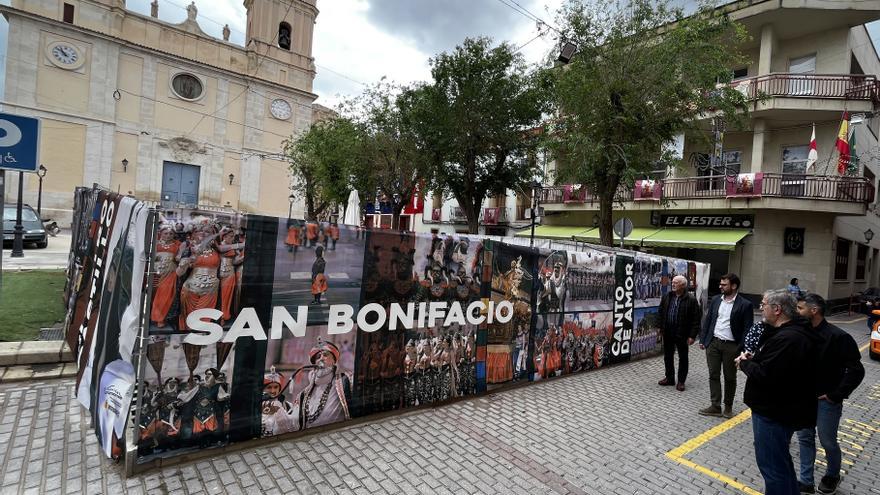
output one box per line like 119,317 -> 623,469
0,318 -> 877,495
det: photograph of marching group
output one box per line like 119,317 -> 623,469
61,187 -> 710,468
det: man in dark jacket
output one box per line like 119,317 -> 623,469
795,293 -> 865,494
657,275 -> 701,391
699,273 -> 754,418
737,289 -> 820,495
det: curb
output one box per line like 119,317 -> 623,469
0,362 -> 77,383
0,340 -> 74,384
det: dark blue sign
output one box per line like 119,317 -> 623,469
0,113 -> 41,173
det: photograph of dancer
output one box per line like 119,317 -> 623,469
633,254 -> 664,308
533,312 -> 613,380
148,209 -> 245,332
401,323 -> 478,407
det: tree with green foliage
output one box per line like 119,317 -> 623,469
415,37 -> 552,234
548,0 -> 750,245
350,82 -> 436,230
283,116 -> 360,221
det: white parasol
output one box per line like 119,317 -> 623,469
343,190 -> 360,226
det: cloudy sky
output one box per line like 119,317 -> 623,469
116,0 -> 568,107
0,0 -> 879,105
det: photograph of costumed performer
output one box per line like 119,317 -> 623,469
150,224 -> 181,328
270,217 -> 363,327
311,245 -> 328,305
290,339 -> 352,430
218,228 -> 245,325
261,367 -> 297,436
175,223 -> 244,331
176,367 -> 229,447
537,256 -> 568,329
284,219 -> 302,258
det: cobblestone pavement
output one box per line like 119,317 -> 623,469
1,317 -> 878,495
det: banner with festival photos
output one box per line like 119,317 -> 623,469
61,195 -> 712,468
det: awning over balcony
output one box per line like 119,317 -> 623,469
513,225 -> 594,239
642,228 -> 751,251
573,227 -> 661,245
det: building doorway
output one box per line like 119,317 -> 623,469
161,161 -> 200,208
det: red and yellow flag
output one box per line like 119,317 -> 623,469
837,112 -> 850,175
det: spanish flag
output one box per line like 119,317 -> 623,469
837,112 -> 850,175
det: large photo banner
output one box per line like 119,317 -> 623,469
62,193 -> 710,466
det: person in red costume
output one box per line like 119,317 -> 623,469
150,225 -> 181,328
218,228 -> 244,324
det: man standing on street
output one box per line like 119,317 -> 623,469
699,273 -> 753,418
738,289 -> 820,495
796,293 -> 865,494
657,275 -> 701,391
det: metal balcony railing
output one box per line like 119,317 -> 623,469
730,73 -> 880,102
540,174 -> 874,205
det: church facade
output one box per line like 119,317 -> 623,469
0,0 -> 318,221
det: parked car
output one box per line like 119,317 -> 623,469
2,203 -> 48,248
857,287 -> 880,314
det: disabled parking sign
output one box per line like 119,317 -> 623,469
0,112 -> 40,173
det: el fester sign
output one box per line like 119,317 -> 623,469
660,214 -> 754,229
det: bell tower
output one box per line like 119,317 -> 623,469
243,0 -> 318,59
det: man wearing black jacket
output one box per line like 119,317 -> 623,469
795,293 -> 864,495
737,289 -> 821,495
657,275 -> 701,391
699,273 -> 754,418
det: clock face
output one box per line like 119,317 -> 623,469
46,42 -> 84,70
270,99 -> 292,120
52,44 -> 78,65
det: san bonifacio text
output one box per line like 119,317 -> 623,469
183,300 -> 515,345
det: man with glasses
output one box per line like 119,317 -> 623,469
698,273 -> 753,418
795,294 -> 864,494
737,289 -> 820,495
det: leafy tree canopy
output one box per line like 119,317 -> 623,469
549,0 -> 750,245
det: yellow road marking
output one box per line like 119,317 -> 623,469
859,342 -> 870,353
845,419 -> 880,432
666,409 -> 762,495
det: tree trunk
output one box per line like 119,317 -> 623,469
392,204 -> 405,231
599,195 -> 614,247
466,197 -> 482,234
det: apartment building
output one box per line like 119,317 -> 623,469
523,0 -> 880,305
0,0 -> 318,222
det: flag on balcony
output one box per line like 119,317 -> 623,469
848,129 -> 859,175
837,112 -> 850,175
806,123 -> 817,172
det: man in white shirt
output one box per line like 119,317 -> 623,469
698,273 -> 754,418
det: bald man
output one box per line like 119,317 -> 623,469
657,275 -> 702,391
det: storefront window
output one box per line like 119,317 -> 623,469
835,238 -> 851,280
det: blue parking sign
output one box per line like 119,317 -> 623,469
0,113 -> 40,173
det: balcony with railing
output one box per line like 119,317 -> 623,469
540,174 -> 874,213
730,73 -> 879,103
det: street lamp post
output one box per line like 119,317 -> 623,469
288,194 -> 295,219
11,171 -> 24,258
37,165 -> 47,218
529,180 -> 542,248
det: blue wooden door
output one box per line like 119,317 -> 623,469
161,162 -> 200,208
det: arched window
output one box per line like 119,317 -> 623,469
278,22 -> 291,50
